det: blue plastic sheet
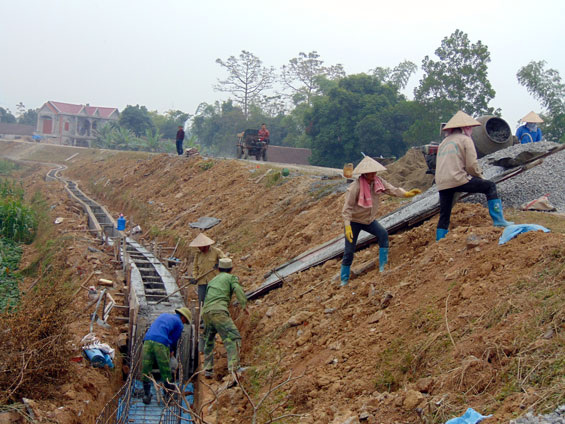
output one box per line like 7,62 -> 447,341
499,224 -> 550,245
445,407 -> 492,424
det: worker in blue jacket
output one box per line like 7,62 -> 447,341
141,307 -> 192,405
516,111 -> 543,144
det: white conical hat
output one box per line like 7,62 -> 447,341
442,111 -> 481,130
189,233 -> 215,247
352,156 -> 387,176
218,258 -> 233,270
521,111 -> 543,123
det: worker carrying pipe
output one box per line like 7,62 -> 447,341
340,156 -> 421,286
435,110 -> 513,242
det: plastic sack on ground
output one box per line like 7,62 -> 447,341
499,224 -> 550,245
520,194 -> 556,212
445,407 -> 492,424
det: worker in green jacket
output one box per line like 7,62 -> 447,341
202,258 -> 248,378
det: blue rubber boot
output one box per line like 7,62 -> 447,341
488,199 -> 513,227
379,248 -> 389,272
340,265 -> 350,286
436,228 -> 449,241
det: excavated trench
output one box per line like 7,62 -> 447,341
47,166 -> 198,424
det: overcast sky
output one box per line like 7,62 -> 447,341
1,0 -> 564,131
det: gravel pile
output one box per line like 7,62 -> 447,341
510,405 -> 565,423
465,142 -> 565,212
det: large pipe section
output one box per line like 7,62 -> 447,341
472,115 -> 514,158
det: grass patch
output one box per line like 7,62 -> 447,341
0,239 -> 22,311
199,160 -> 214,171
0,159 -> 18,175
264,171 -> 284,188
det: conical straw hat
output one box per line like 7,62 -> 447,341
189,233 -> 215,247
442,111 -> 481,130
353,156 -> 387,176
521,111 -> 543,123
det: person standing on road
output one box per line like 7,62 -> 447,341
340,156 -> 421,286
435,110 -> 513,242
141,307 -> 192,405
176,125 -> 185,155
202,258 -> 248,378
189,233 -> 226,307
516,111 -> 543,144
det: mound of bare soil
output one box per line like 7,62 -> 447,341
3,144 -> 563,423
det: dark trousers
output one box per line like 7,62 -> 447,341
197,284 -> 207,307
438,177 -> 498,230
176,139 -> 184,155
342,220 -> 388,267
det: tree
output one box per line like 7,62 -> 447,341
371,60 -> 418,91
150,109 -> 190,139
516,60 -> 565,142
517,61 -> 565,114
215,50 -> 275,119
414,29 -> 497,118
17,109 -> 38,126
306,74 -> 409,167
119,105 -> 154,137
0,107 -> 16,123
281,51 -> 345,106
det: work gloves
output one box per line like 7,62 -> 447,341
189,277 -> 197,285
404,188 -> 422,198
345,225 -> 353,243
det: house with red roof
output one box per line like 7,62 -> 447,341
36,101 -> 119,147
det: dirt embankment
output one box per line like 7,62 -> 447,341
3,143 -> 563,423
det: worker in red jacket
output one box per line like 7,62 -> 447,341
258,123 -> 270,144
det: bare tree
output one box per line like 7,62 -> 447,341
281,51 -> 345,106
215,50 -> 275,120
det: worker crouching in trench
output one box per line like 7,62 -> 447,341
340,156 -> 421,286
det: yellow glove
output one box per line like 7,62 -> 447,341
404,188 -> 422,198
345,225 -> 353,243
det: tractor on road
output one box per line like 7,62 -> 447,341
236,129 -> 268,161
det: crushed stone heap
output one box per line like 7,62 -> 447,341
466,141 -> 565,212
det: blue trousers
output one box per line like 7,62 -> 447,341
342,220 -> 388,267
176,139 -> 184,155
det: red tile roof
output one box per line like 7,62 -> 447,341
48,101 -> 118,118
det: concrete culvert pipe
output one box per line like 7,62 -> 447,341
472,115 -> 514,158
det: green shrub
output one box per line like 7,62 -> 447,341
0,198 -> 37,243
0,238 -> 22,311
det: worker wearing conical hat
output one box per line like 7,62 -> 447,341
189,233 -> 226,307
340,156 -> 421,286
516,111 -> 543,144
435,111 -> 513,242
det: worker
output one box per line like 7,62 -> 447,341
435,110 -> 513,242
189,233 -> 226,307
516,111 -> 543,144
141,307 -> 192,405
258,123 -> 270,144
341,156 -> 421,286
176,125 -> 185,155
202,258 -> 248,378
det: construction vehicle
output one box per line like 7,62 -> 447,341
236,129 -> 268,161
416,115 -> 517,175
